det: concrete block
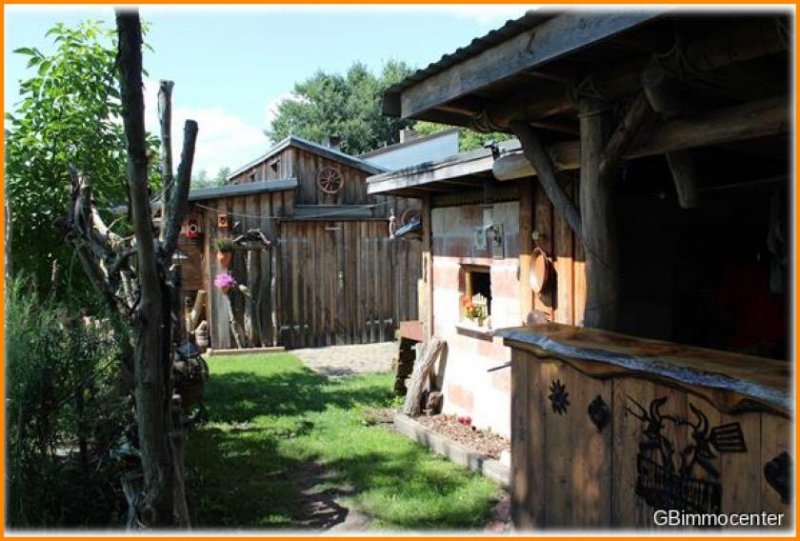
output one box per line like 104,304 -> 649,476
393,413 -> 510,489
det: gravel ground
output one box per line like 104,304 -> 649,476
291,341 -> 398,376
414,414 -> 510,459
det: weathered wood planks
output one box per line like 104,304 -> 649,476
508,344 -> 791,529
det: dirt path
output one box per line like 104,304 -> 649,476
288,341 -> 511,533
291,341 -> 397,376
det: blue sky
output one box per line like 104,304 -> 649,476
5,5 -> 532,175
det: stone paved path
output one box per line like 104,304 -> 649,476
291,341 -> 398,376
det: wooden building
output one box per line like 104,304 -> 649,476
370,10 -> 791,530
182,136 -> 421,349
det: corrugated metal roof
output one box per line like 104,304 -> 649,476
383,11 -> 551,99
227,135 -> 386,180
188,179 -> 298,202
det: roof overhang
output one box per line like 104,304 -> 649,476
383,11 -> 664,125
367,139 -> 522,197
227,136 -> 386,181
188,179 -> 298,202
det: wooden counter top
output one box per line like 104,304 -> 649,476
495,323 -> 791,416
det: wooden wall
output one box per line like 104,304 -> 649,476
228,145 -> 419,219
529,179 -> 586,326
187,187 -> 421,349
193,189 -> 291,349
279,219 -> 421,349
511,350 -> 791,529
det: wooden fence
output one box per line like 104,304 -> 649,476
278,219 -> 420,348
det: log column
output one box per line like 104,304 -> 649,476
578,97 -> 619,330
421,195 -> 434,341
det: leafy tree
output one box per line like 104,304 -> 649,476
5,20 -> 159,297
415,121 -> 512,152
214,166 -> 231,183
190,166 -> 228,189
266,60 -> 415,155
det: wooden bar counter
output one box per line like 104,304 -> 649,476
495,323 -> 792,530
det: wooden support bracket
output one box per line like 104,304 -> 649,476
643,64 -> 701,209
509,120 -> 582,237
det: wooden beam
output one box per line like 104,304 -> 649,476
486,59 -> 648,130
492,96 -> 787,180
641,65 -> 697,115
664,151 -> 700,208
683,17 -> 788,73
509,120 -> 582,237
598,92 -> 656,182
395,12 -> 663,120
578,97 -> 618,331
643,64 -> 700,209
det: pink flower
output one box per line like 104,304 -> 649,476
214,272 -> 237,289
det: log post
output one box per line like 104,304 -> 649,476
421,195 -> 434,342
578,96 -> 619,330
403,337 -> 445,416
243,247 -> 264,347
643,65 -> 701,209
270,244 -> 279,347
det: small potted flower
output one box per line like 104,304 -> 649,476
214,272 -> 237,295
462,294 -> 488,327
215,238 -> 234,268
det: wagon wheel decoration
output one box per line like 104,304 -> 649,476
400,208 -> 421,226
317,167 -> 345,194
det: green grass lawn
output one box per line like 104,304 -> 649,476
185,353 -> 501,530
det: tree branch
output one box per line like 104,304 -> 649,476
162,120 -> 198,260
509,119 -> 583,237
158,80 -> 175,239
116,11 -> 160,304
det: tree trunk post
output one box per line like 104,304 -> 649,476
116,10 -> 178,527
578,96 -> 619,330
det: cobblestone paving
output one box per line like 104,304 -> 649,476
291,341 -> 398,376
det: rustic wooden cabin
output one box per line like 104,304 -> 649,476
370,10 -> 791,530
181,135 -> 422,349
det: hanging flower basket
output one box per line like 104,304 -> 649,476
214,272 -> 237,295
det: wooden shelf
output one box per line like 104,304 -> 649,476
455,322 -> 494,341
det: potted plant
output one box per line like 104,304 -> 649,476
215,237 -> 234,268
462,294 -> 488,327
214,272 -> 237,295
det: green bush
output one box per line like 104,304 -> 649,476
6,278 -> 133,528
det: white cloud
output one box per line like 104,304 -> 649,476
142,79 -> 267,177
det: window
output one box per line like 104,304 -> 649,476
462,264 -> 492,316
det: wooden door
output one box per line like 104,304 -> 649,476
279,220 -> 414,348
